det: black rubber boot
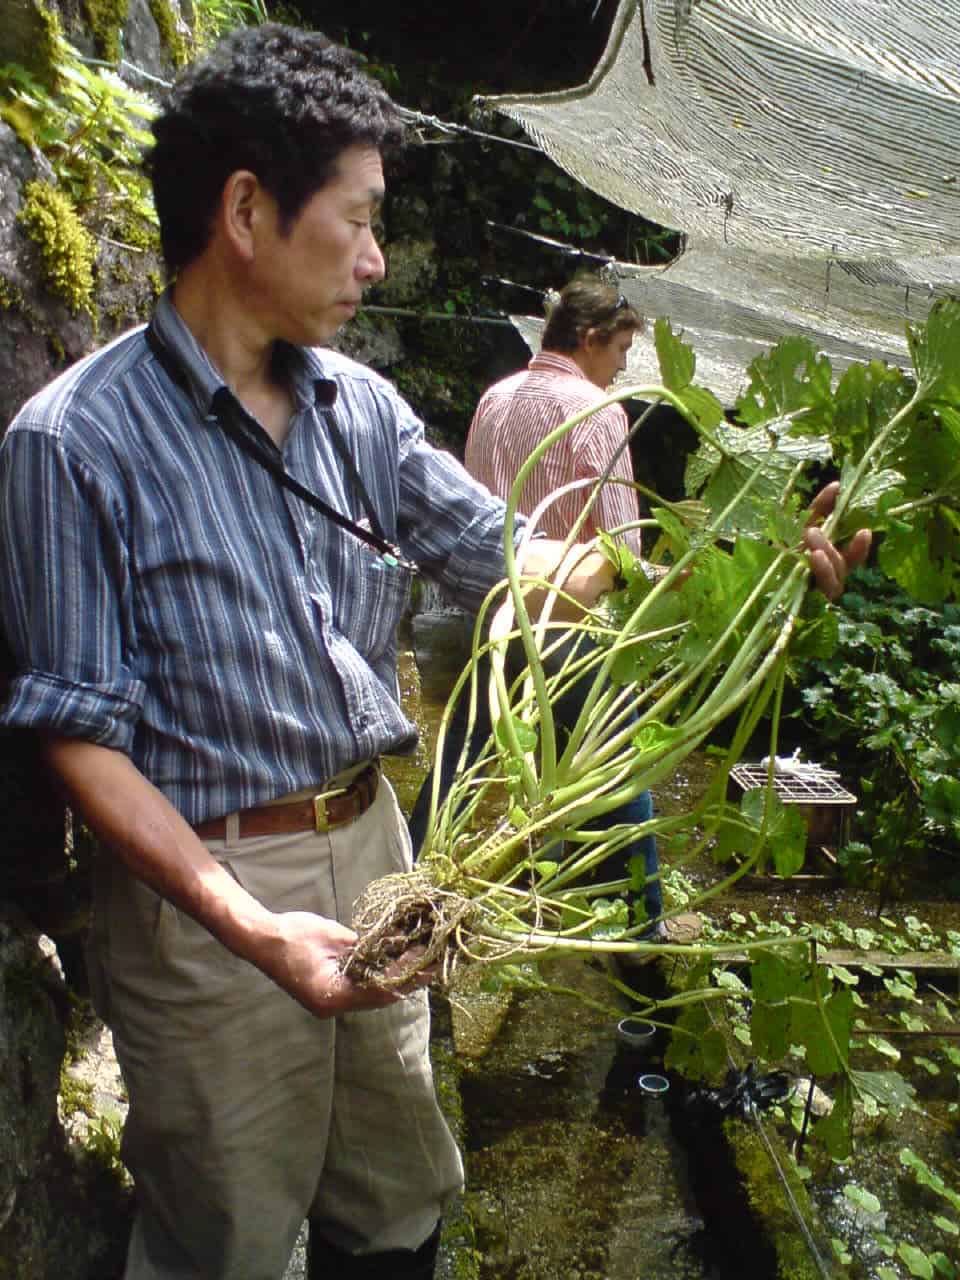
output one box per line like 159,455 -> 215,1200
306,1222 -> 441,1279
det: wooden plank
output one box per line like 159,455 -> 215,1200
739,874 -> 838,887
716,948 -> 959,978
820,948 -> 960,977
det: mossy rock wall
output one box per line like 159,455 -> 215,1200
0,0 -> 185,431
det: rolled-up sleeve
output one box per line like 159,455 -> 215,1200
0,426 -> 145,749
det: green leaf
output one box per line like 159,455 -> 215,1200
587,896 -> 630,939
739,788 -> 807,877
654,317 -> 696,391
831,1239 -> 853,1265
900,1149 -> 960,1210
494,714 -> 538,754
879,509 -> 960,605
676,383 -> 725,431
558,892 -> 594,931
664,998 -> 729,1080
735,336 -> 835,430
922,774 -> 960,832
648,501 -> 700,559
751,947 -> 809,1003
751,999 -> 791,1060
851,1070 -> 915,1115
832,359 -> 916,464
933,1216 -> 959,1237
631,720 -> 683,756
814,1076 -> 853,1159
684,420 -> 831,538
711,802 -> 759,863
866,1034 -> 902,1061
791,593 -> 840,661
897,1242 -> 935,1280
829,964 -> 860,986
843,1184 -> 882,1214
908,295 -> 960,406
791,986 -> 853,1075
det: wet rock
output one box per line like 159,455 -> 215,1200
788,1076 -> 834,1117
0,908 -> 128,1277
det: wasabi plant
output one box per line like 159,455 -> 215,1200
345,300 -> 960,1151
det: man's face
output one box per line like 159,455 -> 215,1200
580,328 -> 636,389
250,144 -> 386,346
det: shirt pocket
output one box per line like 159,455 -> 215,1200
330,540 -> 414,664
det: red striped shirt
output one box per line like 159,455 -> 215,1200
464,351 -> 641,548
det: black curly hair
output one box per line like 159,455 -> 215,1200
145,24 -> 406,275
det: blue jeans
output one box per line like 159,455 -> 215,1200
407,634 -> 663,925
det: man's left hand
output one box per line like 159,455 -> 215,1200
804,481 -> 872,602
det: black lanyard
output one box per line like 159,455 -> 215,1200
146,326 -> 418,574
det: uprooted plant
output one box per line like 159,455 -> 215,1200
343,300 -> 960,994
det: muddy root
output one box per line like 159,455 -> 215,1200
339,871 -> 477,990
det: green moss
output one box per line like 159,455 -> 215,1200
17,180 -> 97,321
109,259 -> 132,286
726,1119 -> 826,1280
148,0 -> 191,67
115,208 -> 161,254
82,0 -> 129,64
35,0 -> 64,83
0,100 -> 38,148
0,275 -> 25,311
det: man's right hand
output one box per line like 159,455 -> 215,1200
42,737 -> 427,1019
259,911 -> 430,1016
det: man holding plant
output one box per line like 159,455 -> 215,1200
0,24 -> 869,1280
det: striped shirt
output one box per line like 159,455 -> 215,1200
464,351 -> 641,549
0,291 -> 513,825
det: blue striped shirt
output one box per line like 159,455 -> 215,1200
0,291 -> 513,824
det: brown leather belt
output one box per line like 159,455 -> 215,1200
194,762 -> 380,841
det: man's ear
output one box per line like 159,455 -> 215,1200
220,170 -> 264,262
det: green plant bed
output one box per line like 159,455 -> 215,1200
781,567 -> 960,896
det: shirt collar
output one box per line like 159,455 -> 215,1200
147,288 -> 338,417
527,350 -> 589,382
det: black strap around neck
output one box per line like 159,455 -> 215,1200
146,325 -> 418,573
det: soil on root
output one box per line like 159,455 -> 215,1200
339,871 -> 477,989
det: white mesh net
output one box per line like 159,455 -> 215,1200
484,0 -> 960,402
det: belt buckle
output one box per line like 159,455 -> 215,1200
313,794 -> 329,832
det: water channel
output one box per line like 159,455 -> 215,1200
390,609 -> 960,1280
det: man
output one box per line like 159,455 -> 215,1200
0,27 -> 595,1280
465,277 -> 644,553
0,26 -> 868,1280
412,278 -> 692,941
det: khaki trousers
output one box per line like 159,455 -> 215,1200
86,778 -> 464,1280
